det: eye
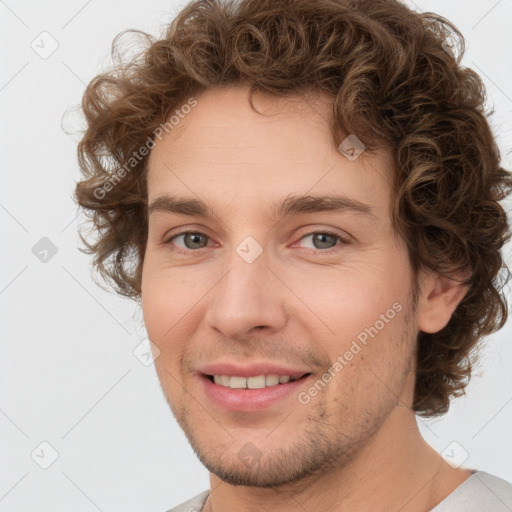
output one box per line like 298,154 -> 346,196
163,229 -> 349,254
296,231 -> 348,252
165,230 -> 211,251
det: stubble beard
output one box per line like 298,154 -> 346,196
174,359 -> 414,488
165,294 -> 418,489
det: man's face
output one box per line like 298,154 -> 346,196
142,86 -> 419,487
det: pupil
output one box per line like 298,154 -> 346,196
314,233 -> 336,249
185,233 -> 207,249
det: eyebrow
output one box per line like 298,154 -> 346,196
148,193 -> 376,219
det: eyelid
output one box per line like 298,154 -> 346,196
291,228 -> 351,252
163,229 -> 214,248
162,223 -> 212,241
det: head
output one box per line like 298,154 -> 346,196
75,0 -> 511,488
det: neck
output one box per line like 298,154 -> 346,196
204,407 -> 472,512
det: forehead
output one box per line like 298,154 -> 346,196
146,86 -> 393,217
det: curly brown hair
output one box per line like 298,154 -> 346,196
74,0 -> 512,416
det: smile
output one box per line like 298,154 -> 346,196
207,373 -> 310,389
200,372 -> 312,412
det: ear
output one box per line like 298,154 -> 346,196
416,268 -> 470,334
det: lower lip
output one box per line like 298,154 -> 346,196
200,375 -> 311,412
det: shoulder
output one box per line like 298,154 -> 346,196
164,490 -> 209,512
431,471 -> 512,511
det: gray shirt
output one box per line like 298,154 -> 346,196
166,471 -> 512,511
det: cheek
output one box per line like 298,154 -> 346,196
280,258 -> 407,354
141,258 -> 211,341
141,265 -> 200,410
142,275 -> 188,380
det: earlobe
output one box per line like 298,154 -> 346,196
416,270 -> 470,334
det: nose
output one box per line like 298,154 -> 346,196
205,246 -> 288,341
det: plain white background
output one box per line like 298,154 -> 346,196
1,1 -> 511,510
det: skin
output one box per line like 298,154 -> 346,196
141,85 -> 471,511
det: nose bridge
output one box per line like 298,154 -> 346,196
206,240 -> 287,339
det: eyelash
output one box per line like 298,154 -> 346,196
163,229 -> 349,254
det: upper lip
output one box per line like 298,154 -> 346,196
198,361 -> 312,379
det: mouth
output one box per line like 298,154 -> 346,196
205,373 -> 312,389
206,373 -> 311,389
199,371 -> 313,412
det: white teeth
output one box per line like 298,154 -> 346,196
265,374 -> 280,386
212,373 -> 301,388
229,376 -> 247,389
247,375 -> 266,389
219,375 -> 230,386
214,375 -> 232,386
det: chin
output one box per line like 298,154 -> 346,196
180,413 -> 352,488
